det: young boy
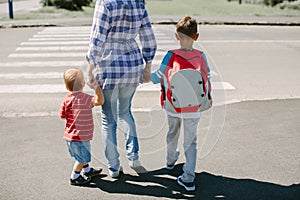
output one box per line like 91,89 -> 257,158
59,68 -> 105,186
151,16 -> 212,191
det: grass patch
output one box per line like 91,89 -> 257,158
0,5 -> 95,21
0,0 -> 299,21
145,0 -> 300,16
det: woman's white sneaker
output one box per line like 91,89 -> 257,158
109,166 -> 123,178
129,159 -> 141,168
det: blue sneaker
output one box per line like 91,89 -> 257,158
166,151 -> 179,170
177,176 -> 195,191
166,163 -> 175,170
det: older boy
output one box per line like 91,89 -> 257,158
59,68 -> 104,186
151,16 -> 212,191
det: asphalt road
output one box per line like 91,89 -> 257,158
0,25 -> 299,199
0,100 -> 299,199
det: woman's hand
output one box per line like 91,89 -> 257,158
143,62 -> 152,83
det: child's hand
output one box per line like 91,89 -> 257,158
87,78 -> 98,90
143,62 -> 152,83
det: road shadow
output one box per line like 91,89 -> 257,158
83,164 -> 300,199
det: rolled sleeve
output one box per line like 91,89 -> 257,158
151,51 -> 172,84
201,52 -> 211,80
58,101 -> 66,119
139,10 -> 157,63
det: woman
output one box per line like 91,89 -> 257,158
86,0 -> 157,178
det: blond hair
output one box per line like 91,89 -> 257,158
63,68 -> 85,92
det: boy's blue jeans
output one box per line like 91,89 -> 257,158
167,115 -> 200,183
66,141 -> 91,163
101,87 -> 139,172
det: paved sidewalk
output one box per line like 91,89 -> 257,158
0,0 -> 41,16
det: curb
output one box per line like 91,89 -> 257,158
1,21 -> 300,29
153,21 -> 300,26
1,15 -> 300,28
0,23 -> 57,28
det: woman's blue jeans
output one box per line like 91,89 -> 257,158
101,87 -> 139,172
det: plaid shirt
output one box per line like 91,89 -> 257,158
86,0 -> 157,90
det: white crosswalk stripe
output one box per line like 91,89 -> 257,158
0,61 -> 83,68
20,41 -> 89,45
16,46 -> 89,51
0,81 -> 235,93
1,26 -> 235,94
0,72 -> 62,79
29,37 -> 90,41
9,52 -> 87,58
33,34 -> 90,37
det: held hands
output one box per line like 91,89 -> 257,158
143,62 -> 152,83
87,61 -> 98,90
87,77 -> 99,90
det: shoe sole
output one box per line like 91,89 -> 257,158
166,165 -> 175,170
70,181 -> 89,186
70,177 -> 91,186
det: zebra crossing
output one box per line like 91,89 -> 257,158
0,26 -> 235,94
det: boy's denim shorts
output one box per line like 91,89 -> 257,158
66,141 -> 91,163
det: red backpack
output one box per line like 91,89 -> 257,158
160,49 -> 212,113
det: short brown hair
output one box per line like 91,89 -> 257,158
176,16 -> 198,38
63,68 -> 84,92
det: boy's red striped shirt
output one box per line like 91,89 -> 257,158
59,92 -> 95,142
